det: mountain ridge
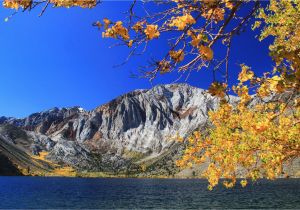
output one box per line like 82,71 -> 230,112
0,83 -> 299,178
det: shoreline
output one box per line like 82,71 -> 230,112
1,174 -> 299,180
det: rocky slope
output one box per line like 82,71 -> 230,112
0,124 -> 55,175
0,83 -> 298,177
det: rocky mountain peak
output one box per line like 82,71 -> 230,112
0,83 -> 225,173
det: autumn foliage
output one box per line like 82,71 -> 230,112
3,0 -> 300,189
3,0 -> 97,9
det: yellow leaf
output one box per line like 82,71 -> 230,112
199,45 -> 213,61
202,7 -> 225,23
128,40 -> 133,48
190,33 -> 204,47
50,0 -> 96,8
238,65 -> 254,83
3,0 -> 31,9
208,82 -> 227,98
223,0 -> 234,9
240,180 -> 248,187
103,21 -> 130,40
132,21 -> 143,32
169,13 -> 196,30
103,18 -> 111,29
169,50 -> 184,62
144,24 -> 160,40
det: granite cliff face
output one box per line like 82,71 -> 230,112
1,83 -> 298,177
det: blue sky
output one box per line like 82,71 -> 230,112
0,1 -> 272,118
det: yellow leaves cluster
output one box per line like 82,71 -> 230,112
188,30 -> 208,45
102,21 -> 129,40
233,85 -> 251,105
252,121 -> 269,133
205,164 -> 221,190
223,0 -> 234,10
178,50 -> 299,189
99,20 -> 160,43
169,13 -> 196,30
236,61 -> 293,99
132,21 -> 144,33
201,0 -> 218,8
256,75 -> 288,98
169,50 -> 184,63
50,0 -> 96,8
178,84 -> 300,190
3,0 -> 96,9
176,131 -> 205,168
202,7 -> 225,23
97,0 -> 300,191
3,0 -> 31,9
268,76 -> 285,93
209,102 -> 232,123
256,0 -> 300,95
158,60 -> 171,74
144,24 -> 160,40
257,83 -> 270,98
187,30 -> 213,62
258,0 -> 300,55
223,180 -> 235,189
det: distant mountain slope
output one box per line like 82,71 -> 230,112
0,83 -> 298,177
0,124 -> 55,175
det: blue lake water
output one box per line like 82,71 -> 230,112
0,177 -> 299,209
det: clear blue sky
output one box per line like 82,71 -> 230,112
0,1 -> 272,118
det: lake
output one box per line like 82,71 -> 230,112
0,177 -> 299,209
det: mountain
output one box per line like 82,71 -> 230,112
0,83 -> 299,177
